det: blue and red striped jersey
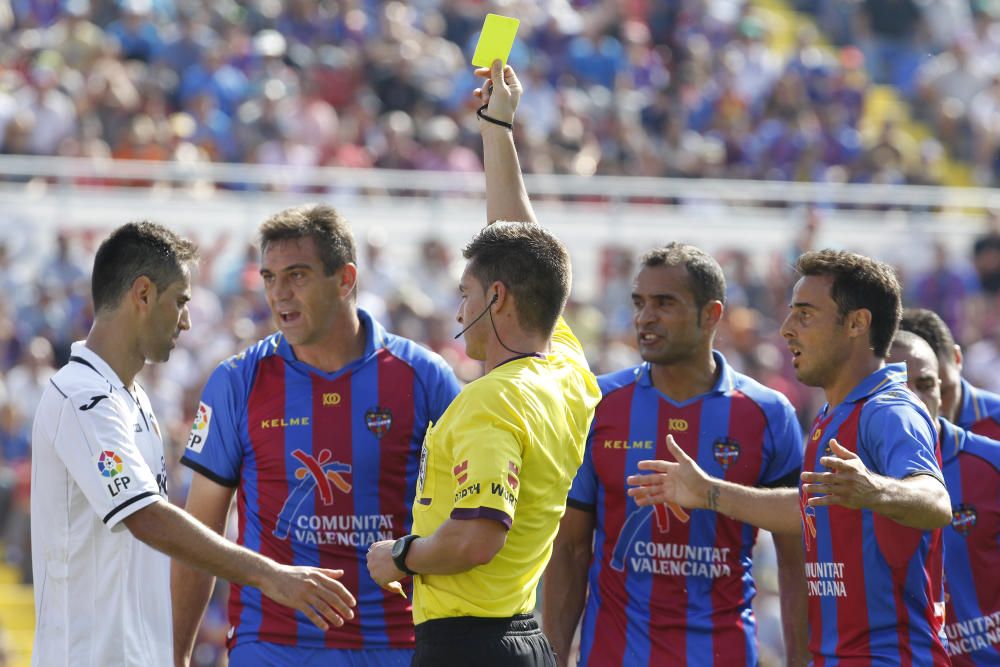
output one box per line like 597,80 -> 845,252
567,352 -> 803,666
939,418 -> 1000,666
800,363 -> 949,666
957,378 -> 1000,441
180,309 -> 460,651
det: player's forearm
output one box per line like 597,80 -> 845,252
773,532 -> 810,667
541,543 -> 589,666
171,495 -> 229,667
406,518 -> 507,575
711,482 -> 802,535
868,474 -> 951,529
481,123 -> 537,225
126,499 -> 278,590
171,562 -> 215,667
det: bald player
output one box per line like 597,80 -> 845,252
888,331 -> 1000,667
900,308 -> 1000,439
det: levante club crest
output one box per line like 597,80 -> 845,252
952,504 -> 978,536
713,437 -> 740,471
365,406 -> 392,438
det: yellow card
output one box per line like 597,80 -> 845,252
471,14 -> 520,68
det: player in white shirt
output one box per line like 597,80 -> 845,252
31,222 -> 357,667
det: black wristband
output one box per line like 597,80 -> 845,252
477,104 -> 513,130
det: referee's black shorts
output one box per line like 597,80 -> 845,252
412,613 -> 557,667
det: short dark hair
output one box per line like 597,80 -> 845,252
899,308 -> 956,361
794,249 -> 901,358
259,204 -> 356,276
462,221 -> 570,335
639,242 -> 727,312
92,221 -> 198,313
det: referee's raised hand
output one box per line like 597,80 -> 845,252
259,564 -> 357,631
474,59 -> 522,125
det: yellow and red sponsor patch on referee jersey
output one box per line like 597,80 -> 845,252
453,460 -> 469,484
508,461 -> 519,490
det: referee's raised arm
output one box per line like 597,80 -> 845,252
474,60 -> 537,225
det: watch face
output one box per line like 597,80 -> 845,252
391,539 -> 404,559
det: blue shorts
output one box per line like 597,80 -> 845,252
229,642 -> 414,667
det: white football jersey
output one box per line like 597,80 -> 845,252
31,342 -> 171,667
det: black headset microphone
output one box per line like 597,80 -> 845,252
453,292 -> 534,357
454,293 -> 498,339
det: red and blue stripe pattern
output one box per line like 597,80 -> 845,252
939,418 -> 1000,667
568,352 -> 802,666
800,364 -> 948,666
181,310 -> 459,650
958,378 -> 1000,442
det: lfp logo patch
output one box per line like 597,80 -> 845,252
952,504 -> 978,536
192,402 -> 211,432
186,402 -> 212,453
97,450 -> 123,477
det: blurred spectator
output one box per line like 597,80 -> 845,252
410,237 -> 460,313
910,241 -> 973,335
972,217 -> 1000,294
155,8 -> 216,76
13,58 -> 76,155
105,0 -> 161,63
46,0 -> 105,70
5,336 -> 55,419
970,74 -> 1000,184
178,43 -> 248,117
856,0 -> 924,95
597,245 -> 636,341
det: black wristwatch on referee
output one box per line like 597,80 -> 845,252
391,534 -> 419,576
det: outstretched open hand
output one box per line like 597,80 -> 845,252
626,435 -> 711,512
801,439 -> 884,510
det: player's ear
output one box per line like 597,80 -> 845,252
130,275 -> 155,309
338,263 -> 358,298
701,300 -> 724,329
846,308 -> 872,341
489,281 -> 506,310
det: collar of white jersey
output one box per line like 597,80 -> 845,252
69,340 -> 127,388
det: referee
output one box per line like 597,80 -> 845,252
366,61 -> 601,667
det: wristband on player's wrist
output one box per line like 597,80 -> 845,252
477,104 -> 513,130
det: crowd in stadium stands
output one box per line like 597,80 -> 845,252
0,0 -> 999,188
797,0 -> 1000,184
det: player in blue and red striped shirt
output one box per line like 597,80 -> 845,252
172,205 -> 460,667
542,243 -> 808,667
940,419 -> 1000,666
630,250 -> 953,666
889,327 -> 1000,666
900,308 -> 1000,439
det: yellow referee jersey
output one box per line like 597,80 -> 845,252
411,317 -> 601,624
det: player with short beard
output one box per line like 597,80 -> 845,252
543,242 -> 808,667
629,250 -> 952,665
